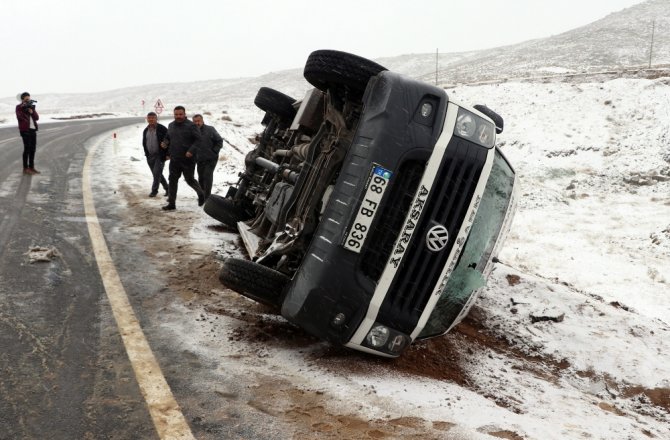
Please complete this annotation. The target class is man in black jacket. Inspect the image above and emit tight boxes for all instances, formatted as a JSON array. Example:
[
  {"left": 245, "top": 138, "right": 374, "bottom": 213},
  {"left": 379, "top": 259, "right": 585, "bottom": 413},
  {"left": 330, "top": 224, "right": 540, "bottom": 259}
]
[
  {"left": 142, "top": 112, "right": 169, "bottom": 197},
  {"left": 161, "top": 106, "right": 206, "bottom": 211},
  {"left": 193, "top": 114, "right": 223, "bottom": 199}
]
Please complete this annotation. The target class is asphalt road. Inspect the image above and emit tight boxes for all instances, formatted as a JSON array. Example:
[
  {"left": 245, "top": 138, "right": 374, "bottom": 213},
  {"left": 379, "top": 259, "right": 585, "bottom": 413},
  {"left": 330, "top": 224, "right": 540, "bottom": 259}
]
[
  {"left": 0, "top": 119, "right": 160, "bottom": 439},
  {"left": 0, "top": 119, "right": 287, "bottom": 440}
]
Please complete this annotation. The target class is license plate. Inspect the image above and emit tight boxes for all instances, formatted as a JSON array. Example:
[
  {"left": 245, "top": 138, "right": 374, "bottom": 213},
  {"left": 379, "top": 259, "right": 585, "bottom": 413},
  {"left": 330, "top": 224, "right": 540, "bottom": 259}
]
[{"left": 344, "top": 164, "right": 393, "bottom": 253}]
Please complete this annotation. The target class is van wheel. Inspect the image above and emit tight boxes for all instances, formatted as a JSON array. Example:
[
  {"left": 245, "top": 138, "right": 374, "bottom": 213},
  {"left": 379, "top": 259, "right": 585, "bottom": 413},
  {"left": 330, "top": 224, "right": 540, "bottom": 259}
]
[
  {"left": 219, "top": 258, "right": 289, "bottom": 307},
  {"left": 203, "top": 194, "right": 253, "bottom": 229},
  {"left": 303, "top": 49, "right": 387, "bottom": 96},
  {"left": 254, "top": 87, "right": 297, "bottom": 121}
]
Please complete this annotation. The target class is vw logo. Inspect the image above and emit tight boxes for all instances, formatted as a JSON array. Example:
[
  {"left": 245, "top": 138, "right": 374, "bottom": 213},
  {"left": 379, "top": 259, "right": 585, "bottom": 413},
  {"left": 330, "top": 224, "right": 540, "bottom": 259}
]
[{"left": 426, "top": 224, "right": 449, "bottom": 252}]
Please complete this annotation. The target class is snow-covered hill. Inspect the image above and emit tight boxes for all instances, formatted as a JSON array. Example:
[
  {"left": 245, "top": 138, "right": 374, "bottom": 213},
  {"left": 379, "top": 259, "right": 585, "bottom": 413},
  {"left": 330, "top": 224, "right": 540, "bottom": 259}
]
[
  {"left": 419, "top": 0, "right": 670, "bottom": 86},
  {"left": 2, "top": 0, "right": 669, "bottom": 122}
]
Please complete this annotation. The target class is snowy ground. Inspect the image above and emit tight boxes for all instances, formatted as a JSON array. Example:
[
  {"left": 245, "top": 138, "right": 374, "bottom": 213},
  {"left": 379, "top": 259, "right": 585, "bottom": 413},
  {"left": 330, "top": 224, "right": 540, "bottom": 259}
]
[{"left": 94, "top": 75, "right": 670, "bottom": 439}]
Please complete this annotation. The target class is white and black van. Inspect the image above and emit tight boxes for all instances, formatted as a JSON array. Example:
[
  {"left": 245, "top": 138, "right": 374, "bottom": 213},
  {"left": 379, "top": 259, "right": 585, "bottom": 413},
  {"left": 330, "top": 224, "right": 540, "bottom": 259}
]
[{"left": 205, "top": 50, "right": 517, "bottom": 357}]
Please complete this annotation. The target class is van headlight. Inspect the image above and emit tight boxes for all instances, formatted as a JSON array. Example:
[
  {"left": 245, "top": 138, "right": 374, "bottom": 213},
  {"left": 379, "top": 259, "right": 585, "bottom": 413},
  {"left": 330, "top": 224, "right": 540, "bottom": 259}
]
[
  {"left": 454, "top": 108, "right": 495, "bottom": 148},
  {"left": 363, "top": 323, "right": 411, "bottom": 355},
  {"left": 366, "top": 325, "right": 390, "bottom": 348}
]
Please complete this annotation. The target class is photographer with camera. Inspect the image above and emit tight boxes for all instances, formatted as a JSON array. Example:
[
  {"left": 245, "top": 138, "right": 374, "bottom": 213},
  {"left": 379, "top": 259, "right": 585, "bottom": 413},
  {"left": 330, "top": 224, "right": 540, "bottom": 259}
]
[{"left": 16, "top": 92, "right": 40, "bottom": 175}]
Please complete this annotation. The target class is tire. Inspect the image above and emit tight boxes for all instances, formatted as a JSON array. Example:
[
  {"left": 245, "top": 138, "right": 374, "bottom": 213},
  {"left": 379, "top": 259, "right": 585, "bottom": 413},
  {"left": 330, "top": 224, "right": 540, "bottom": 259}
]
[
  {"left": 254, "top": 87, "right": 297, "bottom": 121},
  {"left": 303, "top": 49, "right": 387, "bottom": 96},
  {"left": 203, "top": 194, "right": 252, "bottom": 228},
  {"left": 219, "top": 258, "right": 289, "bottom": 307}
]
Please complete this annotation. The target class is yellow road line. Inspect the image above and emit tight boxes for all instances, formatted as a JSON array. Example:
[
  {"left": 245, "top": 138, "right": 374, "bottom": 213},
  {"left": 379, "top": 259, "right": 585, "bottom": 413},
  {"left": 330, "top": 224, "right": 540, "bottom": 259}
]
[{"left": 83, "top": 134, "right": 195, "bottom": 440}]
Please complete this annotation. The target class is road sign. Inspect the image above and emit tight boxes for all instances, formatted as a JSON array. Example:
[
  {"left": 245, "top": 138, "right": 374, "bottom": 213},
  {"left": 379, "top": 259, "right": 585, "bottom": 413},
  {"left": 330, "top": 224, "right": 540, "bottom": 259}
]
[{"left": 154, "top": 99, "right": 164, "bottom": 114}]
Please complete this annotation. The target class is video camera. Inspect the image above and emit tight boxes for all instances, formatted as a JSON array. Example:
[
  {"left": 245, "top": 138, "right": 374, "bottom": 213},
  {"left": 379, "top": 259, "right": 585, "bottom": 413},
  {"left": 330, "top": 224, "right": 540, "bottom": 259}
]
[{"left": 22, "top": 99, "right": 37, "bottom": 111}]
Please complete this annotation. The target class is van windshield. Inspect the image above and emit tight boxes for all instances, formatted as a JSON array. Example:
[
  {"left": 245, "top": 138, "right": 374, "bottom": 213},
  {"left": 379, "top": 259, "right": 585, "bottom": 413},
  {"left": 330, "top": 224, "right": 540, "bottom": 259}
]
[{"left": 419, "top": 149, "right": 515, "bottom": 338}]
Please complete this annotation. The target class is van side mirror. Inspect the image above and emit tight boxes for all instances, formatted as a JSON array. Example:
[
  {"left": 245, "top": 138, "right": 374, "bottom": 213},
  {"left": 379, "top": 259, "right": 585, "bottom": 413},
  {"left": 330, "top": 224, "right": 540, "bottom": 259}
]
[{"left": 474, "top": 104, "right": 504, "bottom": 134}]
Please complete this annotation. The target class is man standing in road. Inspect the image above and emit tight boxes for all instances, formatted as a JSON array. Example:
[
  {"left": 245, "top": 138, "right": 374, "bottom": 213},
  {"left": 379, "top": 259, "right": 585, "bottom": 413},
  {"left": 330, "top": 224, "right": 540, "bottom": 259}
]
[
  {"left": 193, "top": 114, "right": 223, "bottom": 199},
  {"left": 161, "top": 106, "right": 206, "bottom": 211},
  {"left": 142, "top": 112, "right": 169, "bottom": 197},
  {"left": 16, "top": 92, "right": 40, "bottom": 175}
]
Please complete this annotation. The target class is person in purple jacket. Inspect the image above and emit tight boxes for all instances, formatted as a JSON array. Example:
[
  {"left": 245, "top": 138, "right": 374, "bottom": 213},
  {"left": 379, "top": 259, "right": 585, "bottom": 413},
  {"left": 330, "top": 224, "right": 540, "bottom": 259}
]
[{"left": 16, "top": 92, "right": 40, "bottom": 174}]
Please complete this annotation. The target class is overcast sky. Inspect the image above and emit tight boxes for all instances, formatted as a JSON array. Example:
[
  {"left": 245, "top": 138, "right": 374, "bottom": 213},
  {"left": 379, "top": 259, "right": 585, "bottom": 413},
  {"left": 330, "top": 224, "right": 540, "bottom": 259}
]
[{"left": 0, "top": 0, "right": 646, "bottom": 99}]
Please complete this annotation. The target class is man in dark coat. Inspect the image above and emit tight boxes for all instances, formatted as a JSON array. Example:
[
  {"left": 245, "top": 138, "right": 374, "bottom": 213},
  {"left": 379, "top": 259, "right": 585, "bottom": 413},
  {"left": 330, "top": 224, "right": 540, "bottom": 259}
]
[
  {"left": 160, "top": 106, "right": 206, "bottom": 211},
  {"left": 193, "top": 114, "right": 223, "bottom": 199},
  {"left": 16, "top": 92, "right": 40, "bottom": 174},
  {"left": 142, "top": 112, "right": 169, "bottom": 197}
]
